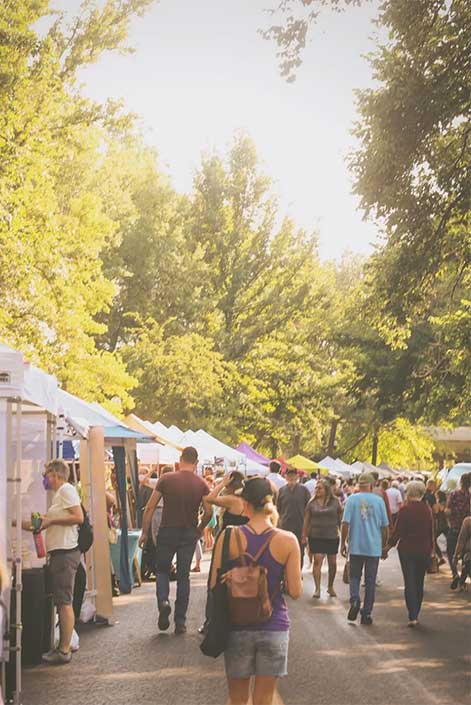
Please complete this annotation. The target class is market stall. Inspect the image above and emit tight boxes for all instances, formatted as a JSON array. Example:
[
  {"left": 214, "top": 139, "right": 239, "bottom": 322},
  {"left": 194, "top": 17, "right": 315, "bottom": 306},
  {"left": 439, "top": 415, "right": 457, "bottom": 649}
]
[{"left": 0, "top": 344, "right": 58, "bottom": 705}]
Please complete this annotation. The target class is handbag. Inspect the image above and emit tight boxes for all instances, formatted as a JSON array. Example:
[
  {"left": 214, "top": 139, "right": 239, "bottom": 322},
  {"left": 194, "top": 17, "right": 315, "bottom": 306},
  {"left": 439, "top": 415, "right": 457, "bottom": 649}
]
[
  {"left": 200, "top": 528, "right": 232, "bottom": 658},
  {"left": 427, "top": 555, "right": 439, "bottom": 574},
  {"left": 342, "top": 558, "right": 350, "bottom": 584}
]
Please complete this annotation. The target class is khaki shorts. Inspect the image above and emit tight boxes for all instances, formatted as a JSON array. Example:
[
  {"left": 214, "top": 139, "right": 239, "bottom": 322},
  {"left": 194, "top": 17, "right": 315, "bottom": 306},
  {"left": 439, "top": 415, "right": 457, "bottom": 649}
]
[{"left": 48, "top": 548, "right": 81, "bottom": 607}]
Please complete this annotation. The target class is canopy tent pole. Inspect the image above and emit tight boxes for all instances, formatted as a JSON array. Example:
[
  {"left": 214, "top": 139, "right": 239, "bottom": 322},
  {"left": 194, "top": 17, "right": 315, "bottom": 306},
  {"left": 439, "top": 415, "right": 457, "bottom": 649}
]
[
  {"left": 112, "top": 446, "right": 131, "bottom": 594},
  {"left": 12, "top": 401, "right": 22, "bottom": 705}
]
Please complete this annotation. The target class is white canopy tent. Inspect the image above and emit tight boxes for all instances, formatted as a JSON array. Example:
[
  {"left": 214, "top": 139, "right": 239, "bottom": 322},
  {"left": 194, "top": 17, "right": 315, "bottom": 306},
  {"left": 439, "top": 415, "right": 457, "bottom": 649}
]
[
  {"left": 194, "top": 429, "right": 246, "bottom": 465},
  {"left": 136, "top": 442, "right": 180, "bottom": 465},
  {"left": 0, "top": 344, "right": 59, "bottom": 704},
  {"left": 318, "top": 456, "right": 339, "bottom": 475}
]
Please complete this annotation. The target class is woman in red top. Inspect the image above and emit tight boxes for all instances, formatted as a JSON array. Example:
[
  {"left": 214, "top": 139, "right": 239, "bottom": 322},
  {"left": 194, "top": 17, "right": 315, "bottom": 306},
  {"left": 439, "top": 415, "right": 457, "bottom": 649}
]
[{"left": 386, "top": 481, "right": 434, "bottom": 627}]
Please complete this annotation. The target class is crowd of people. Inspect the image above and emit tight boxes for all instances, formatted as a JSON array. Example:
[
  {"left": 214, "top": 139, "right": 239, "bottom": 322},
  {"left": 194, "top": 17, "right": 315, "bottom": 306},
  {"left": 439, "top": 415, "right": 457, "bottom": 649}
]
[
  {"left": 135, "top": 452, "right": 470, "bottom": 705},
  {"left": 20, "top": 449, "right": 470, "bottom": 705}
]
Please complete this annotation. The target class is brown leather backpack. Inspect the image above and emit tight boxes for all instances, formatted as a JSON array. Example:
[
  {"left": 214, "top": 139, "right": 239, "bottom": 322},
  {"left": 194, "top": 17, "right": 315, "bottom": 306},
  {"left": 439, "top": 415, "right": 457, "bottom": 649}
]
[{"left": 224, "top": 528, "right": 276, "bottom": 627}]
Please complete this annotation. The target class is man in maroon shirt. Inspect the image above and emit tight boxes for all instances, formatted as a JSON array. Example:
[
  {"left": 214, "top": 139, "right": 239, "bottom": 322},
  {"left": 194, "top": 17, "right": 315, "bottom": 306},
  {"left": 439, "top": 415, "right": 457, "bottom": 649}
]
[
  {"left": 140, "top": 447, "right": 212, "bottom": 634},
  {"left": 446, "top": 472, "right": 471, "bottom": 589}
]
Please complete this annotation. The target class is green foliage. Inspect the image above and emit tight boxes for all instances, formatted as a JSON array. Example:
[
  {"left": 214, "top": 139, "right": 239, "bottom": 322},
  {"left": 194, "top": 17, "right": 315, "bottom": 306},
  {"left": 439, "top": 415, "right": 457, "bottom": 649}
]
[
  {"left": 348, "top": 418, "right": 435, "bottom": 471},
  {"left": 0, "top": 0, "right": 156, "bottom": 407},
  {"left": 265, "top": 0, "right": 471, "bottom": 424}
]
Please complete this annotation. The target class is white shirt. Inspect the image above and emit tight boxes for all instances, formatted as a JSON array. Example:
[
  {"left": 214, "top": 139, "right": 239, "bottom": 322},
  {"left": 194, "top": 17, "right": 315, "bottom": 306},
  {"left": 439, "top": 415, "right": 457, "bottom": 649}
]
[
  {"left": 386, "top": 487, "right": 403, "bottom": 514},
  {"left": 45, "top": 483, "right": 81, "bottom": 552},
  {"left": 304, "top": 479, "right": 317, "bottom": 495},
  {"left": 267, "top": 473, "right": 287, "bottom": 489}
]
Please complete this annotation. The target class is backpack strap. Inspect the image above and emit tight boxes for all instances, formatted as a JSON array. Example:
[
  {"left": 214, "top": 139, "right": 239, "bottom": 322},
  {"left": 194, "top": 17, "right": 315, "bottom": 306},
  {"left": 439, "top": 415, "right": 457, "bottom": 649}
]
[
  {"left": 234, "top": 527, "right": 248, "bottom": 566},
  {"left": 251, "top": 529, "right": 276, "bottom": 563}
]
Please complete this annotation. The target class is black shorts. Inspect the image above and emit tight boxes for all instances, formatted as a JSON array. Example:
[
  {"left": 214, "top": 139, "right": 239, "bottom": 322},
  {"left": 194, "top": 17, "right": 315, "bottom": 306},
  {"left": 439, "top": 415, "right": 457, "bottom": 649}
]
[{"left": 308, "top": 537, "right": 339, "bottom": 555}]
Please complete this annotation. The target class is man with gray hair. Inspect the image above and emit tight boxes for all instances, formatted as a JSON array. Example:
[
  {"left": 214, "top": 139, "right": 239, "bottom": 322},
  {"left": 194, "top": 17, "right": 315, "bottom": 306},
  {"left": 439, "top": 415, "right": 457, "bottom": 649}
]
[
  {"left": 22, "top": 459, "right": 84, "bottom": 665},
  {"left": 341, "top": 473, "right": 389, "bottom": 625}
]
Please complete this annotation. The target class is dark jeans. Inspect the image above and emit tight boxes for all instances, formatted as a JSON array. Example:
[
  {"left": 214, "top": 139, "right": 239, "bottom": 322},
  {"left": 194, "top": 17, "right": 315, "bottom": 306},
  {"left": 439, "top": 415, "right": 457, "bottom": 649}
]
[
  {"left": 447, "top": 529, "right": 460, "bottom": 578},
  {"left": 349, "top": 555, "right": 380, "bottom": 617},
  {"left": 398, "top": 552, "right": 429, "bottom": 621},
  {"left": 155, "top": 527, "right": 199, "bottom": 625}
]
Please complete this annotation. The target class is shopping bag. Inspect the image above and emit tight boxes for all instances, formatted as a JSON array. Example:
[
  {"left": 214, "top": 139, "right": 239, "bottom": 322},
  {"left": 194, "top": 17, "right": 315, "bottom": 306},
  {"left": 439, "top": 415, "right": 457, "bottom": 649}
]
[{"left": 200, "top": 528, "right": 232, "bottom": 658}]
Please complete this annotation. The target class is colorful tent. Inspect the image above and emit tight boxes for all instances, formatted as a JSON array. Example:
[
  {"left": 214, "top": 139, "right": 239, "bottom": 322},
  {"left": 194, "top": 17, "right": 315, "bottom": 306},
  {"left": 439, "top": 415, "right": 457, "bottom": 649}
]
[
  {"left": 286, "top": 455, "right": 320, "bottom": 472},
  {"left": 236, "top": 442, "right": 271, "bottom": 466}
]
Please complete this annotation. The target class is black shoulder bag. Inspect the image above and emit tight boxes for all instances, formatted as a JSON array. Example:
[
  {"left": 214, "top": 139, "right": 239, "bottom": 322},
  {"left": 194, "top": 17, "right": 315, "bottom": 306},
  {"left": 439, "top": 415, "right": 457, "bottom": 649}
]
[
  {"left": 200, "top": 527, "right": 232, "bottom": 658},
  {"left": 78, "top": 505, "right": 94, "bottom": 554}
]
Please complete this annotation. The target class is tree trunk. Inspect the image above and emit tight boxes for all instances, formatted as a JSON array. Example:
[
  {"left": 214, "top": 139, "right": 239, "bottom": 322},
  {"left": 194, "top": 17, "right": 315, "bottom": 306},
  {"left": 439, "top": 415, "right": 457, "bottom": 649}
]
[
  {"left": 327, "top": 419, "right": 338, "bottom": 456},
  {"left": 371, "top": 430, "right": 379, "bottom": 466}
]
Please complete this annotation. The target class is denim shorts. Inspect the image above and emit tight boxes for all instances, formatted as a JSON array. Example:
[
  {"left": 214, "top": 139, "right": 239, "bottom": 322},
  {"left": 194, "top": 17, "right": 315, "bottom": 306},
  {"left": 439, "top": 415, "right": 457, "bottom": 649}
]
[{"left": 224, "top": 630, "right": 289, "bottom": 679}]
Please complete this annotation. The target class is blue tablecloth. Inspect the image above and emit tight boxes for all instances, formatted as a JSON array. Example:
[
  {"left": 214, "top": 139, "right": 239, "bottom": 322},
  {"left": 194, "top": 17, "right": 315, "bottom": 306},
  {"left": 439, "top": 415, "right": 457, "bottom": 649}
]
[{"left": 109, "top": 529, "right": 142, "bottom": 588}]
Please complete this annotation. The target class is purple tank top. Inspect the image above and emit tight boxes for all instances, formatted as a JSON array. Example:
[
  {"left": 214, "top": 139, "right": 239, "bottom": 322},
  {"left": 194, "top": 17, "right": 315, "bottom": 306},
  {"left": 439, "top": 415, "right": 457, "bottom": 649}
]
[{"left": 228, "top": 525, "right": 290, "bottom": 632}]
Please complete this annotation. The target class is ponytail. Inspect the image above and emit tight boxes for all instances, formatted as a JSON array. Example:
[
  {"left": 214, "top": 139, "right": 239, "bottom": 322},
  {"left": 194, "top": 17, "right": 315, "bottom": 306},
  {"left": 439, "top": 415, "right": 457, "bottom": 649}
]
[{"left": 260, "top": 495, "right": 279, "bottom": 527}]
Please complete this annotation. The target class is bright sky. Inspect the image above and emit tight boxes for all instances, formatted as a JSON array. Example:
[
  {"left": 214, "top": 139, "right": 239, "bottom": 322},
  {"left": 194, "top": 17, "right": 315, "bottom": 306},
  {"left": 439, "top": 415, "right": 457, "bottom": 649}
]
[{"left": 55, "top": 0, "right": 381, "bottom": 260}]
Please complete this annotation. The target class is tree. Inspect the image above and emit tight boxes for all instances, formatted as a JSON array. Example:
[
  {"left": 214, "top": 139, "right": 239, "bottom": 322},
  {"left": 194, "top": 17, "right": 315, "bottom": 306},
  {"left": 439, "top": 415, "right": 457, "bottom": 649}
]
[
  {"left": 265, "top": 0, "right": 471, "bottom": 422},
  {"left": 0, "top": 1, "right": 156, "bottom": 410},
  {"left": 123, "top": 321, "right": 237, "bottom": 431}
]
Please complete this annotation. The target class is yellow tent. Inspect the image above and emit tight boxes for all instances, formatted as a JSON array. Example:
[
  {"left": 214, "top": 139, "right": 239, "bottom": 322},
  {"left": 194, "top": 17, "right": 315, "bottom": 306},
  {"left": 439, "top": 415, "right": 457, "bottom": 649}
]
[
  {"left": 287, "top": 455, "right": 320, "bottom": 472},
  {"left": 318, "top": 466, "right": 329, "bottom": 476}
]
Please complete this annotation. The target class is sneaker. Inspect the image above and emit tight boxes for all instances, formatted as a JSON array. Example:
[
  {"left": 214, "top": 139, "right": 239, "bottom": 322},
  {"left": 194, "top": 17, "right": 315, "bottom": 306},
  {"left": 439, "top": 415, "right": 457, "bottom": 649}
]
[
  {"left": 360, "top": 614, "right": 373, "bottom": 626},
  {"left": 158, "top": 601, "right": 172, "bottom": 631},
  {"left": 42, "top": 649, "right": 72, "bottom": 665},
  {"left": 174, "top": 623, "right": 187, "bottom": 635},
  {"left": 450, "top": 576, "right": 460, "bottom": 590},
  {"left": 347, "top": 601, "right": 360, "bottom": 622}
]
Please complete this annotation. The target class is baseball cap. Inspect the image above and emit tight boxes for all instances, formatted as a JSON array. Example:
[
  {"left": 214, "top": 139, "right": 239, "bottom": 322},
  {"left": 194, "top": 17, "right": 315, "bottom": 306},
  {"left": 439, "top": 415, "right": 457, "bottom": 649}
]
[
  {"left": 358, "top": 472, "right": 374, "bottom": 485},
  {"left": 235, "top": 476, "right": 274, "bottom": 506}
]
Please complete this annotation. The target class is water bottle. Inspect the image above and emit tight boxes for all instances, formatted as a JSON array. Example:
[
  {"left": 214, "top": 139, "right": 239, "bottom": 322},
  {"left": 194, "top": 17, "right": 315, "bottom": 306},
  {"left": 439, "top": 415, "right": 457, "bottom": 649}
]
[{"left": 31, "top": 512, "right": 46, "bottom": 558}]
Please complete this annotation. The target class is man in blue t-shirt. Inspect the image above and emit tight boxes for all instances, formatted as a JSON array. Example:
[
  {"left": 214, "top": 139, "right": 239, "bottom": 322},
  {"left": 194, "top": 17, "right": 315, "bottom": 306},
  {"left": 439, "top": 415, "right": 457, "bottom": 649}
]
[{"left": 341, "top": 473, "right": 389, "bottom": 625}]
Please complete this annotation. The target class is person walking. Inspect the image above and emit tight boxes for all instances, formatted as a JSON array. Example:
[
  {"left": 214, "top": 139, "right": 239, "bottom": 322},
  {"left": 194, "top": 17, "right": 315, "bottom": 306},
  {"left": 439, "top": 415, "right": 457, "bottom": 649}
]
[
  {"left": 386, "top": 481, "right": 434, "bottom": 627},
  {"left": 434, "top": 490, "right": 448, "bottom": 566},
  {"left": 206, "top": 471, "right": 248, "bottom": 530},
  {"left": 139, "top": 447, "right": 212, "bottom": 634},
  {"left": 198, "top": 471, "right": 248, "bottom": 635},
  {"left": 210, "top": 477, "right": 302, "bottom": 705},
  {"left": 445, "top": 472, "right": 471, "bottom": 590},
  {"left": 341, "top": 473, "right": 389, "bottom": 626},
  {"left": 31, "top": 460, "right": 83, "bottom": 665},
  {"left": 267, "top": 460, "right": 287, "bottom": 490},
  {"left": 386, "top": 480, "right": 403, "bottom": 525},
  {"left": 304, "top": 471, "right": 318, "bottom": 496},
  {"left": 454, "top": 515, "right": 471, "bottom": 590},
  {"left": 276, "top": 468, "right": 311, "bottom": 568},
  {"left": 302, "top": 479, "right": 342, "bottom": 598}
]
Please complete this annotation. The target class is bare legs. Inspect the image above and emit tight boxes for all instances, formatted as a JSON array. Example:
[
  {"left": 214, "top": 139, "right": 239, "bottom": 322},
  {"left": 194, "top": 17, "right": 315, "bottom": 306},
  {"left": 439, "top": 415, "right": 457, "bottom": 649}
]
[
  {"left": 228, "top": 677, "right": 278, "bottom": 705},
  {"left": 327, "top": 554, "right": 337, "bottom": 596},
  {"left": 312, "top": 553, "right": 324, "bottom": 597},
  {"left": 58, "top": 604, "right": 75, "bottom": 653},
  {"left": 312, "top": 553, "right": 337, "bottom": 597}
]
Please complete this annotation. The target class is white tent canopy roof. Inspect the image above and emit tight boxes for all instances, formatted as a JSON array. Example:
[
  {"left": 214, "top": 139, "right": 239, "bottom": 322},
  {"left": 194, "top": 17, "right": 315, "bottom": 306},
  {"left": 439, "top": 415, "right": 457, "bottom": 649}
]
[
  {"left": 194, "top": 429, "right": 245, "bottom": 464},
  {"left": 0, "top": 344, "right": 58, "bottom": 413},
  {"left": 136, "top": 443, "right": 180, "bottom": 465}
]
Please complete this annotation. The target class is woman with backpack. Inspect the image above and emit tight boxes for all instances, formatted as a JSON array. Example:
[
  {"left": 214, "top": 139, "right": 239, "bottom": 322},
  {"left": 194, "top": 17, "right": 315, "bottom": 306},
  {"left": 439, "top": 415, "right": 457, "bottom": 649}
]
[{"left": 210, "top": 476, "right": 302, "bottom": 705}]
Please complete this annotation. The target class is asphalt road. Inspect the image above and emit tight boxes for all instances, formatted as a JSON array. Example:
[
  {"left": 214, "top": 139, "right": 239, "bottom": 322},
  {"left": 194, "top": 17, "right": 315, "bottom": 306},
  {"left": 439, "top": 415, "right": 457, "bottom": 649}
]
[{"left": 22, "top": 551, "right": 469, "bottom": 705}]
